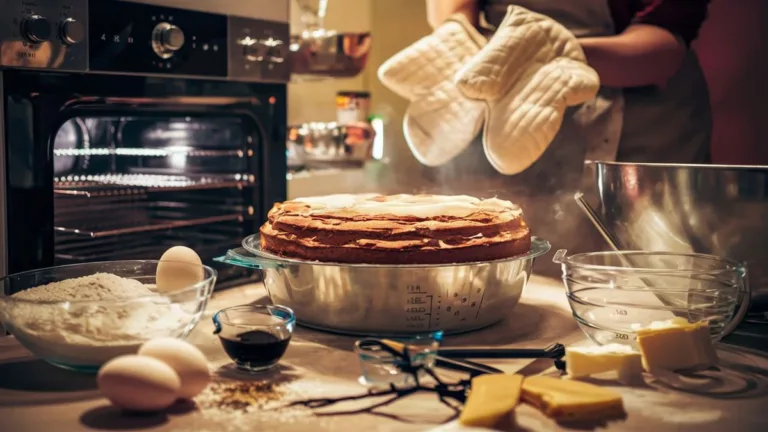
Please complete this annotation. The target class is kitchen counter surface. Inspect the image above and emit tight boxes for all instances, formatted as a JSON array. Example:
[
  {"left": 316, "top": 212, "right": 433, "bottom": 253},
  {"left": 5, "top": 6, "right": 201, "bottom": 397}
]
[{"left": 1, "top": 276, "right": 767, "bottom": 432}]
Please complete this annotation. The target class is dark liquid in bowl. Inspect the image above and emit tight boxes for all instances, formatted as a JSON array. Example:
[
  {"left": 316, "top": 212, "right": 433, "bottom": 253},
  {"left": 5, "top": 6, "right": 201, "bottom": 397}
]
[{"left": 219, "top": 330, "right": 291, "bottom": 369}]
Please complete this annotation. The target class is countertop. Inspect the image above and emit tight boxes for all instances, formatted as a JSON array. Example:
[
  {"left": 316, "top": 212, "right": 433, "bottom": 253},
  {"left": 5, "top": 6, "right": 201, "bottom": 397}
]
[{"left": 1, "top": 276, "right": 767, "bottom": 432}]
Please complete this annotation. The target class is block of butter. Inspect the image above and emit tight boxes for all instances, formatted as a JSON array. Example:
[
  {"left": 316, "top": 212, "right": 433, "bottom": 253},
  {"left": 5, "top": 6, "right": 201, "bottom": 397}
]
[
  {"left": 522, "top": 376, "right": 626, "bottom": 422},
  {"left": 459, "top": 374, "right": 523, "bottom": 430},
  {"left": 565, "top": 344, "right": 643, "bottom": 384},
  {"left": 635, "top": 317, "right": 718, "bottom": 372}
]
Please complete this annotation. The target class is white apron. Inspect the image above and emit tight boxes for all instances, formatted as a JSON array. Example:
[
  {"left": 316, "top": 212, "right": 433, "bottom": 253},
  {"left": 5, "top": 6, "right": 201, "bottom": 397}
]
[{"left": 419, "top": 0, "right": 712, "bottom": 275}]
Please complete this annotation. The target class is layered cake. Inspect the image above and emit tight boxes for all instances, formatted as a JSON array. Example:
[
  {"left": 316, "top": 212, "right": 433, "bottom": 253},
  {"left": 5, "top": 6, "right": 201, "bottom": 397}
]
[{"left": 259, "top": 194, "right": 531, "bottom": 264}]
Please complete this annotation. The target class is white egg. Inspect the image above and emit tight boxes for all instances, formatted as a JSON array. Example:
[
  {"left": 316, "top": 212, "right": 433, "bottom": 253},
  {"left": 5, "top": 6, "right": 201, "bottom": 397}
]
[
  {"left": 97, "top": 355, "right": 181, "bottom": 412},
  {"left": 138, "top": 338, "right": 211, "bottom": 399},
  {"left": 156, "top": 246, "right": 204, "bottom": 293}
]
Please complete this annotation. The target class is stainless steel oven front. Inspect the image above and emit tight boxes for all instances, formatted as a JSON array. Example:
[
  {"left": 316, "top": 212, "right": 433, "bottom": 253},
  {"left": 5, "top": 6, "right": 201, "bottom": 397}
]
[{"left": 0, "top": 0, "right": 290, "bottom": 287}]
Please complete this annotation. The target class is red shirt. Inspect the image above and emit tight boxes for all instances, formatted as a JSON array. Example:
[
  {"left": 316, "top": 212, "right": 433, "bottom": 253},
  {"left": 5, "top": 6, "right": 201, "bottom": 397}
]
[{"left": 481, "top": 1, "right": 710, "bottom": 47}]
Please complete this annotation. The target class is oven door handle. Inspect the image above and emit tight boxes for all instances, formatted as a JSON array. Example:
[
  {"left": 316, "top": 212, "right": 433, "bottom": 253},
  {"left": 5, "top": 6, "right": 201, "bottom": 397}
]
[
  {"left": 62, "top": 96, "right": 263, "bottom": 110},
  {"left": 215, "top": 248, "right": 283, "bottom": 270}
]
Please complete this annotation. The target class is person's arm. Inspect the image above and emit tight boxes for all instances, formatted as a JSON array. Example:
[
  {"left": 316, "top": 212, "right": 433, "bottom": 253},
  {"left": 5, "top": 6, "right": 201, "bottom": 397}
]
[
  {"left": 425, "top": 0, "right": 479, "bottom": 29},
  {"left": 579, "top": 24, "right": 686, "bottom": 88},
  {"left": 579, "top": 0, "right": 710, "bottom": 88}
]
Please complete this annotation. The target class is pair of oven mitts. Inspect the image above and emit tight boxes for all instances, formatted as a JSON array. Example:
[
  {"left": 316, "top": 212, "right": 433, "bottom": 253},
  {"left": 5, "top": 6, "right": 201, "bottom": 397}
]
[{"left": 378, "top": 5, "right": 600, "bottom": 175}]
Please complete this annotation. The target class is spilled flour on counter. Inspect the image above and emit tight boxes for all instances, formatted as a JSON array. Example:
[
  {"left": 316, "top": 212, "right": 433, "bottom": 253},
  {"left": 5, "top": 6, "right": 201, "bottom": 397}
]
[{"left": 6, "top": 273, "right": 194, "bottom": 365}]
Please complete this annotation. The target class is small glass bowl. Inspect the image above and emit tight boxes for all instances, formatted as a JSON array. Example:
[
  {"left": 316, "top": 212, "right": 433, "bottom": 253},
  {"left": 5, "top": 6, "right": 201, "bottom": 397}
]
[
  {"left": 553, "top": 249, "right": 750, "bottom": 346},
  {"left": 0, "top": 260, "right": 216, "bottom": 373},
  {"left": 354, "top": 330, "right": 443, "bottom": 387},
  {"left": 212, "top": 304, "right": 295, "bottom": 373}
]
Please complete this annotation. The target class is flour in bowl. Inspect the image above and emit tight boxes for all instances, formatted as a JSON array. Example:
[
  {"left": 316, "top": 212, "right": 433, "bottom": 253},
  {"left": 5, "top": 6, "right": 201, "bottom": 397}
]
[{"left": 5, "top": 273, "right": 197, "bottom": 366}]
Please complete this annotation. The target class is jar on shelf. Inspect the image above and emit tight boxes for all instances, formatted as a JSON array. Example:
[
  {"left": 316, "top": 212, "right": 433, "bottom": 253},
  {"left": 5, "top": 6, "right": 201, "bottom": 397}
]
[{"left": 336, "top": 91, "right": 371, "bottom": 125}]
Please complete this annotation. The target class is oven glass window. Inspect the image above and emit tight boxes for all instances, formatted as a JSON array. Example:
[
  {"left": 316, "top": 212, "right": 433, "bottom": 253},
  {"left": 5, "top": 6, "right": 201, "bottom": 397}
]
[{"left": 52, "top": 116, "right": 256, "bottom": 283}]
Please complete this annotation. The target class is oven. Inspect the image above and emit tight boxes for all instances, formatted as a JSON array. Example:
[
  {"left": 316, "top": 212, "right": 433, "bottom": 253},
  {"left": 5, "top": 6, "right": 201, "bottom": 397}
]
[{"left": 0, "top": 0, "right": 290, "bottom": 287}]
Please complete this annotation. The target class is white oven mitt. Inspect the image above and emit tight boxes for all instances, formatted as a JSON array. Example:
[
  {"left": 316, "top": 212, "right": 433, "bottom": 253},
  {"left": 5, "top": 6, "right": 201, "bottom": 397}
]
[
  {"left": 378, "top": 15, "right": 487, "bottom": 166},
  {"left": 455, "top": 5, "right": 601, "bottom": 175}
]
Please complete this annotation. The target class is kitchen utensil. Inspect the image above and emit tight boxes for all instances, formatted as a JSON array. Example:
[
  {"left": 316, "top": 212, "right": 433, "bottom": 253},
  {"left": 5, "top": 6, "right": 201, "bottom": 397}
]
[
  {"left": 355, "top": 331, "right": 443, "bottom": 386},
  {"left": 585, "top": 161, "right": 768, "bottom": 317},
  {"left": 553, "top": 249, "right": 750, "bottom": 346},
  {"left": 0, "top": 260, "right": 216, "bottom": 372},
  {"left": 574, "top": 192, "right": 621, "bottom": 251},
  {"left": 215, "top": 235, "right": 550, "bottom": 335},
  {"left": 437, "top": 343, "right": 565, "bottom": 360},
  {"left": 212, "top": 304, "right": 296, "bottom": 373}
]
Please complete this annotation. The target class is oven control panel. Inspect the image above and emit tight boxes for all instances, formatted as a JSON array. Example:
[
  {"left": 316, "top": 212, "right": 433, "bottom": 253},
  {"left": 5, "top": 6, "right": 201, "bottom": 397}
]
[
  {"left": 0, "top": 0, "right": 89, "bottom": 70},
  {"left": 88, "top": 0, "right": 228, "bottom": 77},
  {"left": 0, "top": 0, "right": 291, "bottom": 82}
]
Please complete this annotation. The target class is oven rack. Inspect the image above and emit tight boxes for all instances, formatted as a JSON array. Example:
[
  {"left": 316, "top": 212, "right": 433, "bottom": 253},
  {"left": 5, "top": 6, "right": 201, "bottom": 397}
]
[
  {"left": 54, "top": 224, "right": 242, "bottom": 262},
  {"left": 54, "top": 173, "right": 255, "bottom": 197},
  {"left": 54, "top": 201, "right": 245, "bottom": 238},
  {"left": 53, "top": 148, "right": 244, "bottom": 158},
  {"left": 53, "top": 220, "right": 255, "bottom": 288}
]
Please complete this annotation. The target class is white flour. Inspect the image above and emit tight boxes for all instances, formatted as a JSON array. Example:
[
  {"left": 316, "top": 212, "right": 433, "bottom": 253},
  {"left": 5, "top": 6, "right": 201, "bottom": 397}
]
[{"left": 6, "top": 273, "right": 194, "bottom": 366}]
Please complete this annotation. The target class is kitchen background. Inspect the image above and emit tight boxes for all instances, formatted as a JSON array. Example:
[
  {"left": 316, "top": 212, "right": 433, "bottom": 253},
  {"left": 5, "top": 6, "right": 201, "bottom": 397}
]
[{"left": 287, "top": 0, "right": 768, "bottom": 199}]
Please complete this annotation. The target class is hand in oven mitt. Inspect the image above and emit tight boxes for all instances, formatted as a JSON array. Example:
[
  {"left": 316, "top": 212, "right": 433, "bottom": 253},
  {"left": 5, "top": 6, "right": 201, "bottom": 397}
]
[
  {"left": 378, "top": 14, "right": 487, "bottom": 166},
  {"left": 455, "top": 5, "right": 601, "bottom": 175}
]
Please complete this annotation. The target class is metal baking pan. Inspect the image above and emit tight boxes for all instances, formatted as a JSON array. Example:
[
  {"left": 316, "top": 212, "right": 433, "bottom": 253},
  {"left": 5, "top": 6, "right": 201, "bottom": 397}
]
[{"left": 215, "top": 234, "right": 550, "bottom": 336}]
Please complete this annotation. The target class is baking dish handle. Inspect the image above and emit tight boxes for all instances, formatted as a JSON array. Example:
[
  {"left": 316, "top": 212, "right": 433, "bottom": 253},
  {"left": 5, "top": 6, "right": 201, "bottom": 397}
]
[
  {"left": 552, "top": 249, "right": 568, "bottom": 264},
  {"left": 214, "top": 248, "right": 283, "bottom": 269}
]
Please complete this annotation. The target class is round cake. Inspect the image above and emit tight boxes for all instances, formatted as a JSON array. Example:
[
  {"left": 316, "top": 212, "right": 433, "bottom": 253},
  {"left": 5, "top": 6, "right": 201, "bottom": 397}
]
[{"left": 259, "top": 194, "right": 532, "bottom": 265}]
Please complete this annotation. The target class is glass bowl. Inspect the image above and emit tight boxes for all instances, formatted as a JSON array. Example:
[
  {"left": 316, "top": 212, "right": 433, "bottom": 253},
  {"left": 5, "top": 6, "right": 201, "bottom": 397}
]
[
  {"left": 354, "top": 330, "right": 443, "bottom": 387},
  {"left": 553, "top": 249, "right": 750, "bottom": 346},
  {"left": 212, "top": 304, "right": 296, "bottom": 373},
  {"left": 0, "top": 260, "right": 216, "bottom": 373}
]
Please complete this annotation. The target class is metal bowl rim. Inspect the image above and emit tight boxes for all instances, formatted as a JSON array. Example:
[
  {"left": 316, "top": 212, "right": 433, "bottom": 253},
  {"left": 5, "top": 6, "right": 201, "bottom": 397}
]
[
  {"left": 242, "top": 234, "right": 550, "bottom": 269},
  {"left": 586, "top": 160, "right": 768, "bottom": 171}
]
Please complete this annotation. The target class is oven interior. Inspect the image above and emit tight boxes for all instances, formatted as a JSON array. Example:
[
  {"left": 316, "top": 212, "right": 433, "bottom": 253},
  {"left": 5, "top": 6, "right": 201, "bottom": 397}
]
[{"left": 51, "top": 115, "right": 258, "bottom": 286}]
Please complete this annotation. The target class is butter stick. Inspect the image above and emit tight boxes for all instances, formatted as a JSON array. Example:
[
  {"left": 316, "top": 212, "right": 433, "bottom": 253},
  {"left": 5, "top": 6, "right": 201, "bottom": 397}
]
[
  {"left": 635, "top": 318, "right": 718, "bottom": 372},
  {"left": 459, "top": 374, "right": 523, "bottom": 430},
  {"left": 522, "top": 376, "right": 626, "bottom": 422}
]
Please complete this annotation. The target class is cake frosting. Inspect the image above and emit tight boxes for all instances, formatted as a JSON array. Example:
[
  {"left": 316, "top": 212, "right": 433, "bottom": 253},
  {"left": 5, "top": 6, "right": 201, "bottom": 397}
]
[
  {"left": 260, "top": 193, "right": 531, "bottom": 265},
  {"left": 293, "top": 194, "right": 522, "bottom": 219}
]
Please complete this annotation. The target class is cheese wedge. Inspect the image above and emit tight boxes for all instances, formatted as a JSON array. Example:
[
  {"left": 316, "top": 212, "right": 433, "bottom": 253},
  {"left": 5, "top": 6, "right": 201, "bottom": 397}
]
[
  {"left": 459, "top": 374, "right": 523, "bottom": 430},
  {"left": 522, "top": 376, "right": 625, "bottom": 422},
  {"left": 566, "top": 344, "right": 643, "bottom": 384},
  {"left": 635, "top": 318, "right": 718, "bottom": 372}
]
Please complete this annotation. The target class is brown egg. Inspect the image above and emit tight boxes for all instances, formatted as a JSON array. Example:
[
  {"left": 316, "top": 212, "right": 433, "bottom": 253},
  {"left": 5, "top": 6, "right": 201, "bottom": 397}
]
[
  {"left": 97, "top": 355, "right": 181, "bottom": 412},
  {"left": 156, "top": 246, "right": 204, "bottom": 293},
  {"left": 138, "top": 338, "right": 210, "bottom": 399}
]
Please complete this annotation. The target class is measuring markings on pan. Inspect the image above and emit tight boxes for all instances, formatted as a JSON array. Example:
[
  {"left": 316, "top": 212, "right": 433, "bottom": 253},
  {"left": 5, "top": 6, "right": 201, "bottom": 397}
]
[
  {"left": 404, "top": 284, "right": 435, "bottom": 330},
  {"left": 403, "top": 284, "right": 486, "bottom": 330}
]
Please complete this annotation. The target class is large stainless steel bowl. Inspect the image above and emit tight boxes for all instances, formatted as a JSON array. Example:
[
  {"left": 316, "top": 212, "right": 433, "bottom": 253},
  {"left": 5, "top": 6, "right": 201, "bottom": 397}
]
[
  {"left": 587, "top": 161, "right": 768, "bottom": 315},
  {"left": 216, "top": 236, "right": 550, "bottom": 336}
]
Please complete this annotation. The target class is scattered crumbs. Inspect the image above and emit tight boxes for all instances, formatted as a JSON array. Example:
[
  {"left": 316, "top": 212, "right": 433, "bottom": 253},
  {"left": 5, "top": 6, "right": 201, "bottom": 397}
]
[
  {"left": 196, "top": 381, "right": 284, "bottom": 411},
  {"left": 192, "top": 381, "right": 315, "bottom": 431}
]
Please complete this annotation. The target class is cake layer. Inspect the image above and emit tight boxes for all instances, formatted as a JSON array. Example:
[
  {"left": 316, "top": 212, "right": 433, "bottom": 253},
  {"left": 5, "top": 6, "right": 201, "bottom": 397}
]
[{"left": 259, "top": 194, "right": 532, "bottom": 265}]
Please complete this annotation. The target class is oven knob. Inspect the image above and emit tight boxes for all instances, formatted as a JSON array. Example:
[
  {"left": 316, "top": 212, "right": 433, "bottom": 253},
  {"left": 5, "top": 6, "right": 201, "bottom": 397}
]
[
  {"left": 21, "top": 15, "right": 52, "bottom": 44},
  {"left": 60, "top": 18, "right": 84, "bottom": 45},
  {"left": 239, "top": 38, "right": 264, "bottom": 62},
  {"left": 151, "top": 22, "right": 185, "bottom": 58},
  {"left": 264, "top": 39, "right": 285, "bottom": 63}
]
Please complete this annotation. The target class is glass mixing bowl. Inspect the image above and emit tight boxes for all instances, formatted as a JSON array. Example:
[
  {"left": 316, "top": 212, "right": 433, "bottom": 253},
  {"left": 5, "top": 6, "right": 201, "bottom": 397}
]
[
  {"left": 0, "top": 260, "right": 216, "bottom": 373},
  {"left": 553, "top": 250, "right": 750, "bottom": 346}
]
